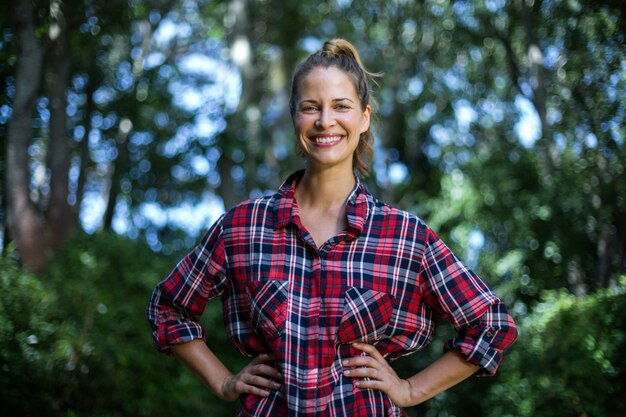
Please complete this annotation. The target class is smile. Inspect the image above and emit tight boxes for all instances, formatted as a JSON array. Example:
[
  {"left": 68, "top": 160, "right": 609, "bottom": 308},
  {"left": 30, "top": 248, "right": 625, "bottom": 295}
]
[{"left": 313, "top": 135, "right": 342, "bottom": 144}]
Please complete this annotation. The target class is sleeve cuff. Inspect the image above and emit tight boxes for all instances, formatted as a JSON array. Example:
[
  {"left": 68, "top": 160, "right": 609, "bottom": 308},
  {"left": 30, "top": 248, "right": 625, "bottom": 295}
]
[
  {"left": 444, "top": 325, "right": 503, "bottom": 376},
  {"left": 152, "top": 320, "right": 207, "bottom": 355}
]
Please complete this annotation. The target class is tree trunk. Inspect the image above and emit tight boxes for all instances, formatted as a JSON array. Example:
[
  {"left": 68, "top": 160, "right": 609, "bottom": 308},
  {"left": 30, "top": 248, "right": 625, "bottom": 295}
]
[
  {"left": 596, "top": 225, "right": 616, "bottom": 289},
  {"left": 46, "top": 0, "right": 76, "bottom": 251},
  {"left": 520, "top": 0, "right": 554, "bottom": 183},
  {"left": 102, "top": 19, "right": 151, "bottom": 229},
  {"left": 218, "top": 0, "right": 255, "bottom": 209},
  {"left": 103, "top": 120, "right": 131, "bottom": 230},
  {"left": 6, "top": 0, "right": 47, "bottom": 273},
  {"left": 76, "top": 72, "right": 96, "bottom": 213}
]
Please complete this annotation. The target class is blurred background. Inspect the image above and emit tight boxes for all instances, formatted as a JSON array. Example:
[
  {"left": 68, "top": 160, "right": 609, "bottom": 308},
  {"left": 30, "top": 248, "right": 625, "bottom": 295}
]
[{"left": 1, "top": 0, "right": 625, "bottom": 416}]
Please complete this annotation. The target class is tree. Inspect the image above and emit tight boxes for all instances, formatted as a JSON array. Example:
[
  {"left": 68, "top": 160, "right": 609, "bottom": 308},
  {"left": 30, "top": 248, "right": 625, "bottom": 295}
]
[
  {"left": 1, "top": 1, "right": 625, "bottom": 416},
  {"left": 5, "top": 0, "right": 51, "bottom": 273},
  {"left": 3, "top": 0, "right": 624, "bottom": 293},
  {"left": 3, "top": 0, "right": 242, "bottom": 269}
]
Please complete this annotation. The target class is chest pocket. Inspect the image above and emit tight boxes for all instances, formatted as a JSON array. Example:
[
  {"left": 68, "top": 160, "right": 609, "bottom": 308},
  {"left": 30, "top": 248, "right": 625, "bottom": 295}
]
[
  {"left": 246, "top": 280, "right": 289, "bottom": 339},
  {"left": 337, "top": 287, "right": 393, "bottom": 344}
]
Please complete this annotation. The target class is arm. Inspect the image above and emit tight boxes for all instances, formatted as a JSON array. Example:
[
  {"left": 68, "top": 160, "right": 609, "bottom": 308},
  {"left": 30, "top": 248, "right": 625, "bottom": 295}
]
[
  {"left": 172, "top": 339, "right": 282, "bottom": 401},
  {"left": 341, "top": 227, "right": 517, "bottom": 407},
  {"left": 146, "top": 218, "right": 228, "bottom": 354},
  {"left": 343, "top": 343, "right": 478, "bottom": 407},
  {"left": 147, "top": 217, "right": 282, "bottom": 400},
  {"left": 405, "top": 349, "right": 479, "bottom": 404}
]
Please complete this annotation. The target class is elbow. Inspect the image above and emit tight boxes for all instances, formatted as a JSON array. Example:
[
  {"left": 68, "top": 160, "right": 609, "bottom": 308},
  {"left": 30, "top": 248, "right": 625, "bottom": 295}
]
[{"left": 499, "top": 312, "right": 518, "bottom": 350}]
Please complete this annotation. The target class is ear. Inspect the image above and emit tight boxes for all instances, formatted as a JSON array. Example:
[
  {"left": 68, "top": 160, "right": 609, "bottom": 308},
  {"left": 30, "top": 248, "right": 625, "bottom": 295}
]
[{"left": 360, "top": 104, "right": 371, "bottom": 134}]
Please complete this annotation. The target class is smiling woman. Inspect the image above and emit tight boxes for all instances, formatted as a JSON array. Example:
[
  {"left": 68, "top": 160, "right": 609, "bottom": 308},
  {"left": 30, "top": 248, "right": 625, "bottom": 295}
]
[
  {"left": 147, "top": 38, "right": 517, "bottom": 417},
  {"left": 293, "top": 66, "right": 370, "bottom": 178},
  {"left": 289, "top": 39, "right": 377, "bottom": 178}
]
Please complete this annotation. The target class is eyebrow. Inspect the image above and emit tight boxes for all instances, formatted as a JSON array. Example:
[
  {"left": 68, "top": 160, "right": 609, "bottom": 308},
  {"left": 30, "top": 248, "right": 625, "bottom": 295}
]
[{"left": 299, "top": 98, "right": 355, "bottom": 105}]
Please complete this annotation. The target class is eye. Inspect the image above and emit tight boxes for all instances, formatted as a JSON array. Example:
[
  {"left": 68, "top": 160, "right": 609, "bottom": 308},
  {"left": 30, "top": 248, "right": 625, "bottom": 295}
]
[
  {"left": 300, "top": 106, "right": 319, "bottom": 112},
  {"left": 336, "top": 104, "right": 351, "bottom": 110}
]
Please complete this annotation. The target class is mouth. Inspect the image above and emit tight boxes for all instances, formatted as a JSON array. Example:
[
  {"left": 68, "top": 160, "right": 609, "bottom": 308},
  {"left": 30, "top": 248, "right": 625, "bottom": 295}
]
[{"left": 312, "top": 135, "right": 343, "bottom": 144}]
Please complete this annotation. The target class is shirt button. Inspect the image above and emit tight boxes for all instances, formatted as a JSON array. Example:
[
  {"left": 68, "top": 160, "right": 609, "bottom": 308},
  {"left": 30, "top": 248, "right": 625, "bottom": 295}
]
[{"left": 486, "top": 331, "right": 494, "bottom": 338}]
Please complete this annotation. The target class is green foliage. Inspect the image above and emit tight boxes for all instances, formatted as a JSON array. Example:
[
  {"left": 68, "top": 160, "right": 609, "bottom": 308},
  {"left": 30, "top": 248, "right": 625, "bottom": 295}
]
[
  {"left": 3, "top": 0, "right": 624, "bottom": 285},
  {"left": 2, "top": 234, "right": 626, "bottom": 417},
  {"left": 2, "top": 0, "right": 626, "bottom": 415},
  {"left": 0, "top": 233, "right": 243, "bottom": 417},
  {"left": 0, "top": 254, "right": 59, "bottom": 416},
  {"left": 486, "top": 281, "right": 626, "bottom": 417},
  {"left": 393, "top": 280, "right": 626, "bottom": 417}
]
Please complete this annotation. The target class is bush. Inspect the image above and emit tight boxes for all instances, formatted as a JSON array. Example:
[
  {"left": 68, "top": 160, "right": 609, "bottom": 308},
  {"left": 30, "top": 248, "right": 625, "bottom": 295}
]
[
  {"left": 0, "top": 232, "right": 244, "bottom": 417},
  {"left": 3, "top": 232, "right": 625, "bottom": 417},
  {"left": 394, "top": 280, "right": 626, "bottom": 417},
  {"left": 0, "top": 254, "right": 61, "bottom": 416},
  {"left": 486, "top": 281, "right": 626, "bottom": 417}
]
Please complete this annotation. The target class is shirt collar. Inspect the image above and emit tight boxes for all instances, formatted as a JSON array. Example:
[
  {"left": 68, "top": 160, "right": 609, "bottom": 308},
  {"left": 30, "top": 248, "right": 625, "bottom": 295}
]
[{"left": 273, "top": 170, "right": 371, "bottom": 235}]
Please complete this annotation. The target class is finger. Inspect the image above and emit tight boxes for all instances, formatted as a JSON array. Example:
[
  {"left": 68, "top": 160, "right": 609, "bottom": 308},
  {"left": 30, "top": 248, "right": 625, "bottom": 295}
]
[
  {"left": 343, "top": 363, "right": 385, "bottom": 379},
  {"left": 237, "top": 379, "right": 272, "bottom": 397},
  {"left": 252, "top": 353, "right": 277, "bottom": 363},
  {"left": 352, "top": 342, "right": 385, "bottom": 360},
  {"left": 353, "top": 378, "right": 384, "bottom": 390},
  {"left": 242, "top": 373, "right": 282, "bottom": 390},
  {"left": 343, "top": 367, "right": 373, "bottom": 379},
  {"left": 250, "top": 364, "right": 283, "bottom": 379},
  {"left": 343, "top": 350, "right": 385, "bottom": 367}
]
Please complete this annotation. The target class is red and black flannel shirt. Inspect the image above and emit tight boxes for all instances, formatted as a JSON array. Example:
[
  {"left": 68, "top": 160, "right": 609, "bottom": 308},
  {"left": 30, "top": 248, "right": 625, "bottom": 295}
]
[{"left": 147, "top": 170, "right": 518, "bottom": 417}]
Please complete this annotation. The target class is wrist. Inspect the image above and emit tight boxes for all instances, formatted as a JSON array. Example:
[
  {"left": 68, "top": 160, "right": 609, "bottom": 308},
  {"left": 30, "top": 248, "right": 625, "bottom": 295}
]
[
  {"left": 218, "top": 373, "right": 237, "bottom": 402},
  {"left": 404, "top": 377, "right": 430, "bottom": 406}
]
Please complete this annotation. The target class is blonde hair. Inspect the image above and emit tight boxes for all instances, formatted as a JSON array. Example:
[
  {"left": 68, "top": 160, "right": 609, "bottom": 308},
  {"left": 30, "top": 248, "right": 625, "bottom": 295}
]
[{"left": 289, "top": 39, "right": 379, "bottom": 177}]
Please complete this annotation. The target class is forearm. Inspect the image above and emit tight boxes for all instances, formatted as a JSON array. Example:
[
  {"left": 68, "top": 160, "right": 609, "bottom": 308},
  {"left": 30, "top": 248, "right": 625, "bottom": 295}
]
[
  {"left": 171, "top": 339, "right": 232, "bottom": 399},
  {"left": 406, "top": 350, "right": 479, "bottom": 405}
]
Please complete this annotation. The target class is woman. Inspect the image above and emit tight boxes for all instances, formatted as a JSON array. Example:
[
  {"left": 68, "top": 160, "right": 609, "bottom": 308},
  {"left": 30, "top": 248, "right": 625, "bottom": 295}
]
[{"left": 147, "top": 39, "right": 517, "bottom": 417}]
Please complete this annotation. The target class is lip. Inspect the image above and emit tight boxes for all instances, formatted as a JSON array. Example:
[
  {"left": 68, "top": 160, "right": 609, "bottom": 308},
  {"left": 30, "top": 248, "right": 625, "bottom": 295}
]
[{"left": 309, "top": 134, "right": 344, "bottom": 146}]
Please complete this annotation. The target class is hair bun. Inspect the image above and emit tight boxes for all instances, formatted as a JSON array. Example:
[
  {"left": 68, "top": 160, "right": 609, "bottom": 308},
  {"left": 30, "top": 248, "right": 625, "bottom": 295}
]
[
  {"left": 289, "top": 38, "right": 379, "bottom": 177},
  {"left": 321, "top": 39, "right": 380, "bottom": 86},
  {"left": 322, "top": 39, "right": 360, "bottom": 64}
]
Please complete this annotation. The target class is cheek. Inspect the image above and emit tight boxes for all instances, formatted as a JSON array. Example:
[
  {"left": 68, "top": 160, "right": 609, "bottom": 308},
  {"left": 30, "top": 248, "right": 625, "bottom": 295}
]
[
  {"left": 293, "top": 117, "right": 309, "bottom": 135},
  {"left": 293, "top": 120, "right": 310, "bottom": 149},
  {"left": 340, "top": 117, "right": 362, "bottom": 135}
]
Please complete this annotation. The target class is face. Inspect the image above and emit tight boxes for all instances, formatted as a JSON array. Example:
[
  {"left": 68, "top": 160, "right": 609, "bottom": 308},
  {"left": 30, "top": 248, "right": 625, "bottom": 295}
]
[{"left": 293, "top": 66, "right": 371, "bottom": 174}]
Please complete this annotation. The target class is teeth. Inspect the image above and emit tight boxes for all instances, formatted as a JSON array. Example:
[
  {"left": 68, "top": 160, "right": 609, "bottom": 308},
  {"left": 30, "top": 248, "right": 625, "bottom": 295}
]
[{"left": 314, "top": 136, "right": 341, "bottom": 143}]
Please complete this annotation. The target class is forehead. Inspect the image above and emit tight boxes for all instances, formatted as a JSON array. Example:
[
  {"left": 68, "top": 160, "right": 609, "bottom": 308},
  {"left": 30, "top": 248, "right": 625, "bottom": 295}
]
[{"left": 298, "top": 66, "right": 358, "bottom": 99}]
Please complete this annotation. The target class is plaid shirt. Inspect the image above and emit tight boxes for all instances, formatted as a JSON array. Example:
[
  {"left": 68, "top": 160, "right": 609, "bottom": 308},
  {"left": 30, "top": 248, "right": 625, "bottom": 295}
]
[{"left": 147, "top": 170, "right": 517, "bottom": 417}]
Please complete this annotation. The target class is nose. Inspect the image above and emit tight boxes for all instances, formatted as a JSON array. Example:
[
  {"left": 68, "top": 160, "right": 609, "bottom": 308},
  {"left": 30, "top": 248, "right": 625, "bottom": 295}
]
[{"left": 315, "top": 109, "right": 335, "bottom": 129}]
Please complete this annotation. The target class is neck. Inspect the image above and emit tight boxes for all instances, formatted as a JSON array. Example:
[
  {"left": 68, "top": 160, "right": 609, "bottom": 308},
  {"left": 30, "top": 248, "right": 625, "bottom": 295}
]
[{"left": 295, "top": 166, "right": 356, "bottom": 209}]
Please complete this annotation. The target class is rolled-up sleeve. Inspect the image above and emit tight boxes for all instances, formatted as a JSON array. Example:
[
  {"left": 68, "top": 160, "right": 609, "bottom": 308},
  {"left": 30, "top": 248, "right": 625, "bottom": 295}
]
[
  {"left": 146, "top": 215, "right": 228, "bottom": 354},
  {"left": 419, "top": 228, "right": 518, "bottom": 376}
]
